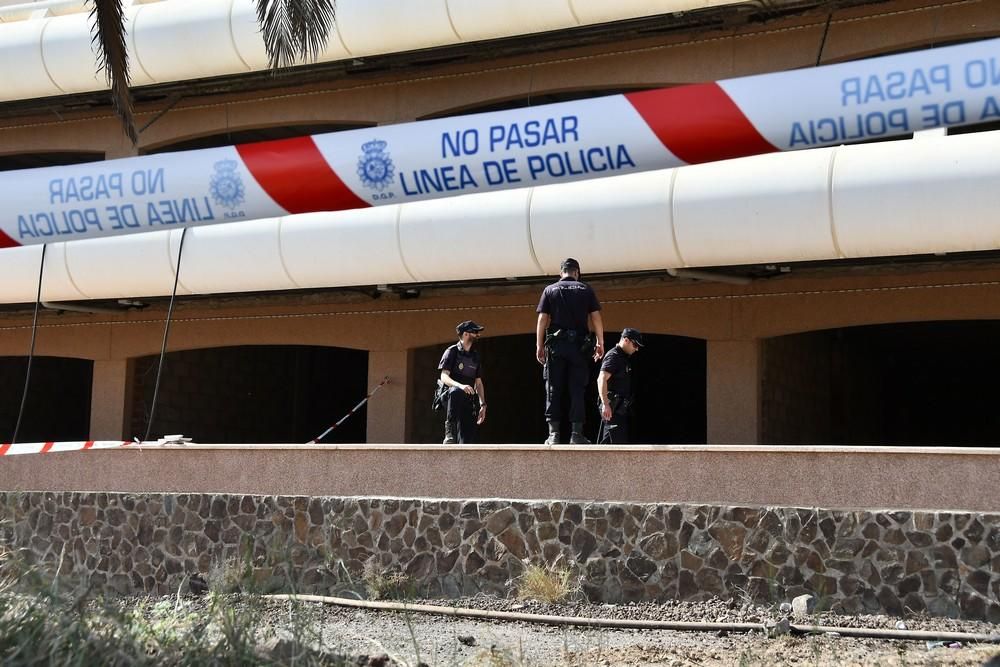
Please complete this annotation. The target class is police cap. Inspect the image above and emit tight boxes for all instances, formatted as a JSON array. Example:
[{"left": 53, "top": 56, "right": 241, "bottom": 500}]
[
  {"left": 456, "top": 320, "right": 485, "bottom": 335},
  {"left": 621, "top": 327, "right": 644, "bottom": 347}
]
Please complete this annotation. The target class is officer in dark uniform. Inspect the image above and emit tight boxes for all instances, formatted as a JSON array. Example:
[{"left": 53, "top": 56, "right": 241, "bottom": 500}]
[
  {"left": 535, "top": 258, "right": 604, "bottom": 444},
  {"left": 597, "top": 327, "right": 643, "bottom": 444},
  {"left": 438, "top": 320, "right": 487, "bottom": 444}
]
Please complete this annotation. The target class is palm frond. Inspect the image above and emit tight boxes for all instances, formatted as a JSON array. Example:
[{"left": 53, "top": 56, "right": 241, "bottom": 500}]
[
  {"left": 257, "top": 0, "right": 336, "bottom": 70},
  {"left": 89, "top": 0, "right": 137, "bottom": 144}
]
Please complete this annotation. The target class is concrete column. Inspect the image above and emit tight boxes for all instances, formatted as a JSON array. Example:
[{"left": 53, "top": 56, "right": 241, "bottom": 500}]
[
  {"left": 89, "top": 359, "right": 130, "bottom": 440},
  {"left": 366, "top": 349, "right": 411, "bottom": 443},
  {"left": 706, "top": 340, "right": 760, "bottom": 444}
]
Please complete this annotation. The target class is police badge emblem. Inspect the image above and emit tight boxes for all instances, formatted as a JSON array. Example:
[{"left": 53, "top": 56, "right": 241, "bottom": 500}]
[
  {"left": 357, "top": 139, "right": 395, "bottom": 191},
  {"left": 209, "top": 160, "right": 246, "bottom": 209}
]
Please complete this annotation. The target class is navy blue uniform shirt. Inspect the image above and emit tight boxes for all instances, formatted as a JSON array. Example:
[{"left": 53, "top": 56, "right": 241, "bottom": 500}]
[
  {"left": 536, "top": 277, "right": 601, "bottom": 332},
  {"left": 600, "top": 345, "right": 632, "bottom": 397},
  {"left": 438, "top": 342, "right": 481, "bottom": 387}
]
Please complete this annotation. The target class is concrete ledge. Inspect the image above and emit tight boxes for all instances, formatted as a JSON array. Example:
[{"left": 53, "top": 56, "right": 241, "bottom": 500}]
[{"left": 2, "top": 444, "right": 999, "bottom": 512}]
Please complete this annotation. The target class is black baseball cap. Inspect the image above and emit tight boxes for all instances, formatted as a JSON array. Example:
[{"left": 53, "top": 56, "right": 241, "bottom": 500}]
[
  {"left": 456, "top": 320, "right": 485, "bottom": 334},
  {"left": 621, "top": 327, "right": 644, "bottom": 347},
  {"left": 560, "top": 257, "right": 581, "bottom": 272}
]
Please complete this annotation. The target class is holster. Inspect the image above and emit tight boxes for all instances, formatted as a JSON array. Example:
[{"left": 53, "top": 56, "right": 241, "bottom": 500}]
[
  {"left": 546, "top": 327, "right": 594, "bottom": 356},
  {"left": 544, "top": 328, "right": 563, "bottom": 351},
  {"left": 606, "top": 391, "right": 631, "bottom": 415}
]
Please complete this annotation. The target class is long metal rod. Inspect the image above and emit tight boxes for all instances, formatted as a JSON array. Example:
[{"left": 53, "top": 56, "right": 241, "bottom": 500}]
[{"left": 143, "top": 227, "right": 188, "bottom": 443}]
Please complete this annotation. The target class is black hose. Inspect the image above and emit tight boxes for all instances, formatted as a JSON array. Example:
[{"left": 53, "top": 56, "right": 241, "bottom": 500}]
[
  {"left": 11, "top": 244, "right": 47, "bottom": 444},
  {"left": 266, "top": 594, "right": 1000, "bottom": 644},
  {"left": 143, "top": 227, "right": 188, "bottom": 442}
]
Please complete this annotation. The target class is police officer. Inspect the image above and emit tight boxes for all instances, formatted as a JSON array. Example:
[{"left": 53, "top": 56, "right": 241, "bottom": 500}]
[
  {"left": 535, "top": 258, "right": 604, "bottom": 445},
  {"left": 438, "top": 320, "right": 487, "bottom": 444},
  {"left": 597, "top": 327, "right": 643, "bottom": 444}
]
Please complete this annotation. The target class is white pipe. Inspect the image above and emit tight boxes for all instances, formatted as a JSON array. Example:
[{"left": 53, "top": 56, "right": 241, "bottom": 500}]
[
  {"left": 0, "top": 129, "right": 997, "bottom": 304},
  {"left": 267, "top": 594, "right": 1000, "bottom": 644},
  {"left": 0, "top": 0, "right": 751, "bottom": 102}
]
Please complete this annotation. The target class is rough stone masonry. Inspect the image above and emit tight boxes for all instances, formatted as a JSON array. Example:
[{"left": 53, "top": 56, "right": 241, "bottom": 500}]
[{"left": 0, "top": 492, "right": 997, "bottom": 621}]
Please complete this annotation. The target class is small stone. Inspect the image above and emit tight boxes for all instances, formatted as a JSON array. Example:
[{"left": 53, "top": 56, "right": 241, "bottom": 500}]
[
  {"left": 779, "top": 602, "right": 792, "bottom": 614},
  {"left": 824, "top": 632, "right": 841, "bottom": 638},
  {"left": 947, "top": 642, "right": 961, "bottom": 649},
  {"left": 895, "top": 621, "right": 907, "bottom": 630},
  {"left": 792, "top": 594, "right": 816, "bottom": 617},
  {"left": 457, "top": 635, "right": 476, "bottom": 647}
]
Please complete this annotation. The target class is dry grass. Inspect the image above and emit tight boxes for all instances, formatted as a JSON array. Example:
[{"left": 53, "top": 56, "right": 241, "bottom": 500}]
[
  {"left": 362, "top": 558, "right": 414, "bottom": 600},
  {"left": 514, "top": 561, "right": 579, "bottom": 604}
]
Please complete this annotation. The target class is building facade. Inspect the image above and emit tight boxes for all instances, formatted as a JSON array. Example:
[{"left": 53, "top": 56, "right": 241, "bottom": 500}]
[{"left": 1, "top": 0, "right": 999, "bottom": 447}]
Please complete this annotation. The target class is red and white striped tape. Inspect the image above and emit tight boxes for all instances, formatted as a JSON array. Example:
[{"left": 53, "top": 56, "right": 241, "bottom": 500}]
[
  {"left": 0, "top": 440, "right": 133, "bottom": 456},
  {"left": 307, "top": 376, "right": 390, "bottom": 444},
  {"left": 2, "top": 37, "right": 998, "bottom": 248}
]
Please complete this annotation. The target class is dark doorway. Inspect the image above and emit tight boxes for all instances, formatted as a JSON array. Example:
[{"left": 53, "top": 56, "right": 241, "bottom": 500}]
[
  {"left": 0, "top": 356, "right": 93, "bottom": 442},
  {"left": 410, "top": 333, "right": 706, "bottom": 444},
  {"left": 629, "top": 334, "right": 707, "bottom": 445},
  {"left": 129, "top": 346, "right": 368, "bottom": 443},
  {"left": 0, "top": 152, "right": 104, "bottom": 172},
  {"left": 761, "top": 321, "right": 1000, "bottom": 445}
]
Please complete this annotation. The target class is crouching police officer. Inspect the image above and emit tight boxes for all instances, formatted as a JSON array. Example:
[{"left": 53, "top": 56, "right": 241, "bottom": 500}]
[
  {"left": 598, "top": 328, "right": 643, "bottom": 444},
  {"left": 438, "top": 320, "right": 487, "bottom": 444},
  {"left": 536, "top": 258, "right": 604, "bottom": 445}
]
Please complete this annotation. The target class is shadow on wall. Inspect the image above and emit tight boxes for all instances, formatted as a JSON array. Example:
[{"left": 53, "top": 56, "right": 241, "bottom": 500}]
[
  {"left": 409, "top": 333, "right": 706, "bottom": 444},
  {"left": 139, "top": 124, "right": 371, "bottom": 155},
  {"left": 0, "top": 356, "right": 93, "bottom": 442},
  {"left": 761, "top": 320, "right": 1000, "bottom": 446},
  {"left": 129, "top": 346, "right": 368, "bottom": 444}
]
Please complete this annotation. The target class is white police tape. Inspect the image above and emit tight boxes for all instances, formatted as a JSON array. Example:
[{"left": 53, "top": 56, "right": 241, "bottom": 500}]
[
  {"left": 0, "top": 38, "right": 997, "bottom": 249},
  {"left": 0, "top": 440, "right": 133, "bottom": 456}
]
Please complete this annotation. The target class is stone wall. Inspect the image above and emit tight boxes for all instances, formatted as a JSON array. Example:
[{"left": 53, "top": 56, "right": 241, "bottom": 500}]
[{"left": 1, "top": 492, "right": 997, "bottom": 621}]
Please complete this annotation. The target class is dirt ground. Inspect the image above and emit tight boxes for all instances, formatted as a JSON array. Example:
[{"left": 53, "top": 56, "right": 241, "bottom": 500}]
[{"left": 243, "top": 596, "right": 1000, "bottom": 667}]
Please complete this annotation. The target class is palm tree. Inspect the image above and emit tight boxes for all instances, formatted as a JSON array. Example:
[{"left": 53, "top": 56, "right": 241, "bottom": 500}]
[{"left": 89, "top": 0, "right": 337, "bottom": 144}]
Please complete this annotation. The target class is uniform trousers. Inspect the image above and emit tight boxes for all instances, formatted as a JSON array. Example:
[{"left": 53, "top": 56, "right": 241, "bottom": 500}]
[
  {"left": 544, "top": 339, "right": 589, "bottom": 425},
  {"left": 598, "top": 410, "right": 630, "bottom": 444},
  {"left": 445, "top": 387, "right": 478, "bottom": 444}
]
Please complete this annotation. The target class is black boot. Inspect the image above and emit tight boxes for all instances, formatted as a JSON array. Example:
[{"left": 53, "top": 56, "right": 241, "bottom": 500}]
[
  {"left": 569, "top": 422, "right": 591, "bottom": 445},
  {"left": 543, "top": 421, "right": 560, "bottom": 445},
  {"left": 443, "top": 420, "right": 457, "bottom": 445}
]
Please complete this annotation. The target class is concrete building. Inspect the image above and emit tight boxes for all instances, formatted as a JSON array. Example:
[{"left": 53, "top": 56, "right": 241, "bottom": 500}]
[{"left": 1, "top": 0, "right": 999, "bottom": 448}]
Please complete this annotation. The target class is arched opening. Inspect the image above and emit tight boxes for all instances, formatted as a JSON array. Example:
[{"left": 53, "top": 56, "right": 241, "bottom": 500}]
[
  {"left": 761, "top": 321, "right": 1000, "bottom": 445},
  {"left": 409, "top": 332, "right": 706, "bottom": 444},
  {"left": 0, "top": 356, "right": 92, "bottom": 442},
  {"left": 128, "top": 345, "right": 368, "bottom": 443},
  {"left": 141, "top": 123, "right": 372, "bottom": 154}
]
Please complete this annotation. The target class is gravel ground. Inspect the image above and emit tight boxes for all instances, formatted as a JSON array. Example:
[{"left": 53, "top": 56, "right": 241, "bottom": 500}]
[{"left": 237, "top": 595, "right": 1000, "bottom": 666}]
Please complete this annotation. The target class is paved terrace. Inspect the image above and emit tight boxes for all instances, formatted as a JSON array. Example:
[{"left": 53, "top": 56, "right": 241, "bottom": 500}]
[{"left": 2, "top": 445, "right": 998, "bottom": 512}]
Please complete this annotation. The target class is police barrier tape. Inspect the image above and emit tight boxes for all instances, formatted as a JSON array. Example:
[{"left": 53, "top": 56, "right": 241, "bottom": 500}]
[
  {"left": 0, "top": 440, "right": 133, "bottom": 456},
  {"left": 1, "top": 37, "right": 999, "bottom": 250},
  {"left": 307, "top": 376, "right": 390, "bottom": 444}
]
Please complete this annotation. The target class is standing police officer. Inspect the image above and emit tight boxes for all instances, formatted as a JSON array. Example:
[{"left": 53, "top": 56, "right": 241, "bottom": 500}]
[
  {"left": 597, "top": 327, "right": 643, "bottom": 444},
  {"left": 535, "top": 258, "right": 604, "bottom": 445},
  {"left": 438, "top": 320, "right": 487, "bottom": 444}
]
